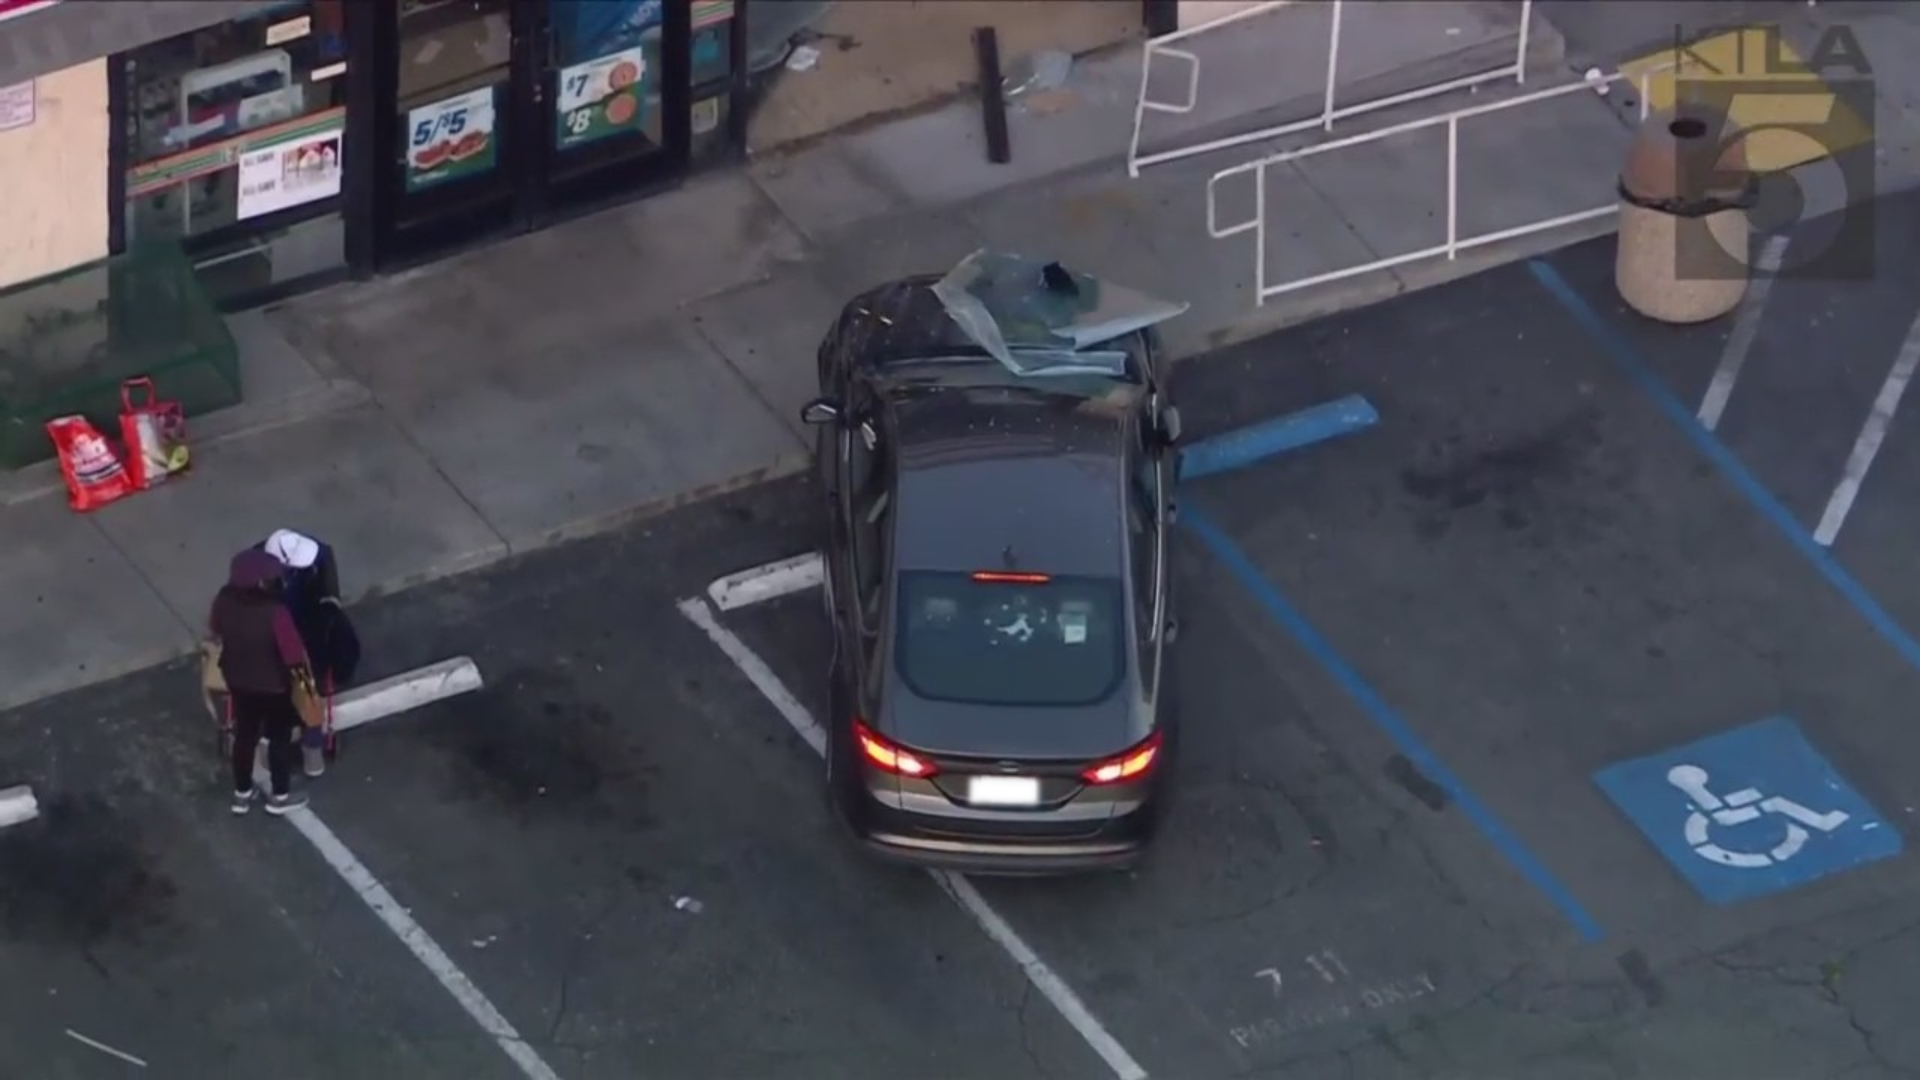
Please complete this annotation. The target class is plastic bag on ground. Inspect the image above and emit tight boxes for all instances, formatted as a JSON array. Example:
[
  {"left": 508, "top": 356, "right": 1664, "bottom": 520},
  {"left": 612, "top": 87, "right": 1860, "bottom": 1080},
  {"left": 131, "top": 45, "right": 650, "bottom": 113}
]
[{"left": 46, "top": 415, "right": 135, "bottom": 512}]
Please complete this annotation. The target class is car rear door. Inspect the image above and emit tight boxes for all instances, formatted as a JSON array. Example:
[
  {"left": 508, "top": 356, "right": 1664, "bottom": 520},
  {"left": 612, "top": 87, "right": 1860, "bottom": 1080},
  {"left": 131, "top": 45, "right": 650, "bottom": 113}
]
[{"left": 1127, "top": 412, "right": 1168, "bottom": 702}]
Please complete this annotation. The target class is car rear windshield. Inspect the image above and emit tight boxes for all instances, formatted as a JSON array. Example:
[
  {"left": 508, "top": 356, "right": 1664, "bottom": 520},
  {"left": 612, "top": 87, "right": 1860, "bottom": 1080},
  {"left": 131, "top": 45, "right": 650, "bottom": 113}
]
[{"left": 894, "top": 571, "right": 1126, "bottom": 707}]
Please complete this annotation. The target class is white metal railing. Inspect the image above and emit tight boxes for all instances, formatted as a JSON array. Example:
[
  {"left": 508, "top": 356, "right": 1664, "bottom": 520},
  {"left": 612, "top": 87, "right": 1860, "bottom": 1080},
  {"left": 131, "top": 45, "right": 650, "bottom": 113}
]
[
  {"left": 1205, "top": 65, "right": 1675, "bottom": 306},
  {"left": 1128, "top": 0, "right": 1535, "bottom": 177}
]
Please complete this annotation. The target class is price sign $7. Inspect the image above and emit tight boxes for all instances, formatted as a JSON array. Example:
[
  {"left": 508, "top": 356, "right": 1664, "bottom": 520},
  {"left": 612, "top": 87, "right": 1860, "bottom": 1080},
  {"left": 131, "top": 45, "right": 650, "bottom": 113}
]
[{"left": 412, "top": 106, "right": 469, "bottom": 148}]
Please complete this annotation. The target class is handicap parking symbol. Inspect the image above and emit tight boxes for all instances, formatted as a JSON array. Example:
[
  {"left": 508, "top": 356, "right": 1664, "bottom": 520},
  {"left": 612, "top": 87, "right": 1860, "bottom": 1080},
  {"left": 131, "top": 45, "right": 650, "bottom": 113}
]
[{"left": 1593, "top": 716, "right": 1903, "bottom": 904}]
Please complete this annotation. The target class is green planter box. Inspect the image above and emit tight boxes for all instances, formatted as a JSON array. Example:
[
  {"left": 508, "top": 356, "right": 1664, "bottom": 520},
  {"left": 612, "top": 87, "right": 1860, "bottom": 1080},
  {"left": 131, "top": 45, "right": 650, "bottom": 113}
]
[{"left": 0, "top": 243, "right": 240, "bottom": 471}]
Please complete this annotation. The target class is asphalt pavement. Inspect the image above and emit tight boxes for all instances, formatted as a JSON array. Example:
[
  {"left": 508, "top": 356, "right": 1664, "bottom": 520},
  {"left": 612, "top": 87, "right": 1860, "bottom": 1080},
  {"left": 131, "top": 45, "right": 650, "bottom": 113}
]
[
  {"left": 7, "top": 199, "right": 1920, "bottom": 1079},
  {"left": 0, "top": 477, "right": 1117, "bottom": 1080}
]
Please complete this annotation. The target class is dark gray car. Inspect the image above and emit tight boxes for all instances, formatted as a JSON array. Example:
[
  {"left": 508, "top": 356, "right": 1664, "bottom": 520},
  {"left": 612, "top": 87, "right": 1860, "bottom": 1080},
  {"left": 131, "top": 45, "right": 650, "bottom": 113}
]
[{"left": 800, "top": 273, "right": 1183, "bottom": 874}]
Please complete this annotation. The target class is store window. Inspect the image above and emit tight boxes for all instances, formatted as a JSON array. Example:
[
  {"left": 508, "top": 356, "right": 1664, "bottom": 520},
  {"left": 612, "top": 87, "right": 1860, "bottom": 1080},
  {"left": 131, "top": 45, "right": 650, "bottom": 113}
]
[
  {"left": 124, "top": 2, "right": 349, "bottom": 241},
  {"left": 549, "top": 0, "right": 665, "bottom": 157},
  {"left": 689, "top": 1, "right": 732, "bottom": 87},
  {"left": 122, "top": 1, "right": 350, "bottom": 305},
  {"left": 689, "top": 0, "right": 734, "bottom": 163}
]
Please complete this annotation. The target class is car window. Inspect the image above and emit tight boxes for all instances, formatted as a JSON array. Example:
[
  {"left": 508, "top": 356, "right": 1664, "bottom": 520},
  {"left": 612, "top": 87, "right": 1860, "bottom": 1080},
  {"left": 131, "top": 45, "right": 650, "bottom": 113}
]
[
  {"left": 894, "top": 572, "right": 1125, "bottom": 707},
  {"left": 853, "top": 488, "right": 889, "bottom": 620},
  {"left": 1128, "top": 420, "right": 1161, "bottom": 685},
  {"left": 1129, "top": 422, "right": 1159, "bottom": 613},
  {"left": 846, "top": 387, "right": 890, "bottom": 621}
]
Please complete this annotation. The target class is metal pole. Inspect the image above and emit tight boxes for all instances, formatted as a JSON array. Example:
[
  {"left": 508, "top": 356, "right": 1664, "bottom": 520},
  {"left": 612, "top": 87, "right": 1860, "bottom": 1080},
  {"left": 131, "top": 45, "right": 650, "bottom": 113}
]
[
  {"left": 1445, "top": 117, "right": 1460, "bottom": 259},
  {"left": 1322, "top": 0, "right": 1343, "bottom": 132}
]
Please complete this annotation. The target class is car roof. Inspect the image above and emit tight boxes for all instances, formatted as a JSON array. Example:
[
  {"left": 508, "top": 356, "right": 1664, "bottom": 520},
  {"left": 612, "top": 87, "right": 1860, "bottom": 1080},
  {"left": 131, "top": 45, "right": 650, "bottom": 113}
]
[
  {"left": 888, "top": 388, "right": 1129, "bottom": 577},
  {"left": 838, "top": 275, "right": 1154, "bottom": 377},
  {"left": 840, "top": 275, "right": 979, "bottom": 362}
]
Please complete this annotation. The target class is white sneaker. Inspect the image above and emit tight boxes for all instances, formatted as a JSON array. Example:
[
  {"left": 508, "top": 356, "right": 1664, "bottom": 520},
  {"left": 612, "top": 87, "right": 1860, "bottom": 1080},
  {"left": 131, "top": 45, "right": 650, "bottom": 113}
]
[
  {"left": 265, "top": 791, "right": 309, "bottom": 816},
  {"left": 303, "top": 743, "right": 326, "bottom": 778}
]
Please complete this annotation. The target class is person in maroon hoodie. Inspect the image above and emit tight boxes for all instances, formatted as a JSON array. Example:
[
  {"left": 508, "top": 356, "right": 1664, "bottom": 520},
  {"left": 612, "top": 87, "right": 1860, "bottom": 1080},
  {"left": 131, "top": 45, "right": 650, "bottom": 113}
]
[{"left": 209, "top": 548, "right": 312, "bottom": 816}]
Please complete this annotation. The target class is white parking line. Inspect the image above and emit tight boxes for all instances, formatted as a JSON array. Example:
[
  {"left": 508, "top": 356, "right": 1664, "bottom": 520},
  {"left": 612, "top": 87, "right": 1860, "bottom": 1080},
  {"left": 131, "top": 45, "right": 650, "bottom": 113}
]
[
  {"left": 272, "top": 659, "right": 560, "bottom": 1080},
  {"left": 678, "top": 599, "right": 826, "bottom": 755},
  {"left": 284, "top": 807, "right": 561, "bottom": 1080},
  {"left": 1813, "top": 310, "right": 1920, "bottom": 547},
  {"left": 676, "top": 595, "right": 1150, "bottom": 1080},
  {"left": 64, "top": 1029, "right": 147, "bottom": 1068},
  {"left": 1698, "top": 234, "right": 1790, "bottom": 432}
]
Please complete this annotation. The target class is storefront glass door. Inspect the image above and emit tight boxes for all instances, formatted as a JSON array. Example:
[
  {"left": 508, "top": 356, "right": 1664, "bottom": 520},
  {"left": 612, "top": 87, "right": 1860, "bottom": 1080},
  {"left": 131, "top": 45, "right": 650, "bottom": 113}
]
[
  {"left": 376, "top": 0, "right": 688, "bottom": 268},
  {"left": 382, "top": 0, "right": 518, "bottom": 257}
]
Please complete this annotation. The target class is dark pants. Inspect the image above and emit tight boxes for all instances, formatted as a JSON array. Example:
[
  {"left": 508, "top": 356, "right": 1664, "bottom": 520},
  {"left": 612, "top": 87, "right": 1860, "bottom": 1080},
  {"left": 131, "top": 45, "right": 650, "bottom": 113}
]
[{"left": 231, "top": 690, "right": 300, "bottom": 797}]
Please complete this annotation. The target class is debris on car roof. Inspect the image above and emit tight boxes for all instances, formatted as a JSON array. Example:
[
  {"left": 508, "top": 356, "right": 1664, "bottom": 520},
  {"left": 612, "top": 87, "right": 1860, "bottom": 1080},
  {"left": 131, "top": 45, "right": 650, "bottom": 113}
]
[{"left": 931, "top": 250, "right": 1189, "bottom": 378}]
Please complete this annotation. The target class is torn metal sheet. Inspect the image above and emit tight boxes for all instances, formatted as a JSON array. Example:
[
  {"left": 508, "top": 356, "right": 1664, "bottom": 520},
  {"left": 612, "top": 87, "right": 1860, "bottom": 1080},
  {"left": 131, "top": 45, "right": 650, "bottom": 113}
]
[{"left": 931, "top": 250, "right": 1188, "bottom": 378}]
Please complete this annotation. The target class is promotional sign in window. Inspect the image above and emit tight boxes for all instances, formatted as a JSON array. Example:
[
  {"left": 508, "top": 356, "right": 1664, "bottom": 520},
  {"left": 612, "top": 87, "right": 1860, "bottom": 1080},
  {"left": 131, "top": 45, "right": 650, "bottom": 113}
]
[
  {"left": 406, "top": 86, "right": 497, "bottom": 191},
  {"left": 237, "top": 124, "right": 342, "bottom": 220},
  {"left": 0, "top": 80, "right": 32, "bottom": 131},
  {"left": 554, "top": 47, "right": 647, "bottom": 149}
]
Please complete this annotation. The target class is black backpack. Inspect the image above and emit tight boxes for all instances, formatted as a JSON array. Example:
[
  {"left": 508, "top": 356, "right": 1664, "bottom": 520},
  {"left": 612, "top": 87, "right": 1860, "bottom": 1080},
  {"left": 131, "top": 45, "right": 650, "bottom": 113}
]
[{"left": 313, "top": 601, "right": 363, "bottom": 688}]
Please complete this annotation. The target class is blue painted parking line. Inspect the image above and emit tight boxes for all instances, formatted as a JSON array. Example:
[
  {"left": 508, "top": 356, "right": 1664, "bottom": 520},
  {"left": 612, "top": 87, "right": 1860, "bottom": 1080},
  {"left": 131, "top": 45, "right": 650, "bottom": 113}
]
[
  {"left": 1593, "top": 717, "right": 1902, "bottom": 905},
  {"left": 1179, "top": 395, "right": 1379, "bottom": 481},
  {"left": 1527, "top": 260, "right": 1920, "bottom": 677},
  {"left": 1180, "top": 506, "right": 1607, "bottom": 942}
]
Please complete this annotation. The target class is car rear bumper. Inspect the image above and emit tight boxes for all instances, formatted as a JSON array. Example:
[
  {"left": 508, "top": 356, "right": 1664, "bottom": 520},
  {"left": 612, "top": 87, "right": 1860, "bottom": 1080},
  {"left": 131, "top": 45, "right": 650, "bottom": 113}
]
[
  {"left": 839, "top": 790, "right": 1161, "bottom": 876},
  {"left": 857, "top": 831, "right": 1146, "bottom": 875}
]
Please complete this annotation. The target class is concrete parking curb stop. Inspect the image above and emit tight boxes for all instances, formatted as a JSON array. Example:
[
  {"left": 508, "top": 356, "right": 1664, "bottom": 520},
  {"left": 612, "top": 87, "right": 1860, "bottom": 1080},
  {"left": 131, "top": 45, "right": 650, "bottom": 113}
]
[
  {"left": 0, "top": 784, "right": 39, "bottom": 829},
  {"left": 332, "top": 656, "right": 484, "bottom": 733},
  {"left": 708, "top": 551, "right": 824, "bottom": 612}
]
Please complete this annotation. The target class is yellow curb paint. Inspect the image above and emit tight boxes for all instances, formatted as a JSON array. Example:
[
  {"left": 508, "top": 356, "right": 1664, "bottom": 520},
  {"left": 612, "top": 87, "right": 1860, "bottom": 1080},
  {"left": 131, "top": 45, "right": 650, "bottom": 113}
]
[{"left": 1620, "top": 28, "right": 1872, "bottom": 173}]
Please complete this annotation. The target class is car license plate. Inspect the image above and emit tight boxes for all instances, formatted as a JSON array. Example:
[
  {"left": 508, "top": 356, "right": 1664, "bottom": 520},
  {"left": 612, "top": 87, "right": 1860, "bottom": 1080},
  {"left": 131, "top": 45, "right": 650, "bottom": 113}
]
[{"left": 968, "top": 775, "right": 1041, "bottom": 807}]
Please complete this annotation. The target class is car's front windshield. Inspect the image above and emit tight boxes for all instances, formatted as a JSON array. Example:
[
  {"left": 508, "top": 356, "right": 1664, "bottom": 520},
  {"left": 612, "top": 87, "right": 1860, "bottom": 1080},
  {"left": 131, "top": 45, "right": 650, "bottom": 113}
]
[{"left": 894, "top": 571, "right": 1126, "bottom": 707}]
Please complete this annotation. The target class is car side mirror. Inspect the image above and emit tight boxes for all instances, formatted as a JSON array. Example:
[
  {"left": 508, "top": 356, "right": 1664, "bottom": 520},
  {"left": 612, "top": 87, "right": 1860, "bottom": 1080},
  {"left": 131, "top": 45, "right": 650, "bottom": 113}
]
[
  {"left": 801, "top": 398, "right": 842, "bottom": 426},
  {"left": 1157, "top": 405, "right": 1183, "bottom": 446}
]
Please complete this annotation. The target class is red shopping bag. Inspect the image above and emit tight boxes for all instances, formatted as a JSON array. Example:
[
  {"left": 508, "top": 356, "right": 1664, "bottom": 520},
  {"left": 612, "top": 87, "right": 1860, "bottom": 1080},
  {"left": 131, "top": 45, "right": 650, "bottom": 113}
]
[
  {"left": 118, "top": 377, "right": 190, "bottom": 490},
  {"left": 45, "top": 415, "right": 135, "bottom": 512}
]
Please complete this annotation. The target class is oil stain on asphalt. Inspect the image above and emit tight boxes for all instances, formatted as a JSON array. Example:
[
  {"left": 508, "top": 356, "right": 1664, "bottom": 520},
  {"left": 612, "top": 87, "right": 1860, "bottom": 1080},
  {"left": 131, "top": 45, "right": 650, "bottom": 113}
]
[
  {"left": 0, "top": 793, "right": 177, "bottom": 952},
  {"left": 1400, "top": 407, "right": 1622, "bottom": 544},
  {"left": 442, "top": 665, "right": 657, "bottom": 826}
]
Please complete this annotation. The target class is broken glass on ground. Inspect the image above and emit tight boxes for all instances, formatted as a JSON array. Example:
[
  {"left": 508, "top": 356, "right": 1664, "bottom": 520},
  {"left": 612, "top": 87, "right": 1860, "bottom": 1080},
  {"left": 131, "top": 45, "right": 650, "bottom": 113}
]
[
  {"left": 930, "top": 250, "right": 1189, "bottom": 378},
  {"left": 1003, "top": 50, "right": 1073, "bottom": 100}
]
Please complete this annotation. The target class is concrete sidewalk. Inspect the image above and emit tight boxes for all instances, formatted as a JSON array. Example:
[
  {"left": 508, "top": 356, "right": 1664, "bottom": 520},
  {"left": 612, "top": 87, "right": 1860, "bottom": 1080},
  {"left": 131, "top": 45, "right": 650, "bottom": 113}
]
[{"left": 3, "top": 0, "right": 1914, "bottom": 713}]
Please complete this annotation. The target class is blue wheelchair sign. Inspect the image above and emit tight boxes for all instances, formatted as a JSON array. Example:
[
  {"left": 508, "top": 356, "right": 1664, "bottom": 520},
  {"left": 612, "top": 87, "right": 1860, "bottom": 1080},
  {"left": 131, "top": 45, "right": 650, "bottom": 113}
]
[{"left": 1594, "top": 716, "right": 1902, "bottom": 904}]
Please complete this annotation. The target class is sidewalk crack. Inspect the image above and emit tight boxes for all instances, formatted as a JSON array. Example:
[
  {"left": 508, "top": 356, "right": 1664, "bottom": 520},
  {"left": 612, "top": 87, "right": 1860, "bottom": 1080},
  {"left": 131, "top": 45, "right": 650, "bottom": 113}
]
[
  {"left": 358, "top": 394, "right": 514, "bottom": 560},
  {"left": 684, "top": 312, "right": 809, "bottom": 453},
  {"left": 86, "top": 515, "right": 198, "bottom": 645}
]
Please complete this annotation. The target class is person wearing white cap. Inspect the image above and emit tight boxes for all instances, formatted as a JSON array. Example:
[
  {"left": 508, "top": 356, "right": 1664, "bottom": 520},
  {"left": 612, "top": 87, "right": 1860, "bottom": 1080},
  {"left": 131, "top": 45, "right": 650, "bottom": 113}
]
[{"left": 260, "top": 528, "right": 356, "bottom": 777}]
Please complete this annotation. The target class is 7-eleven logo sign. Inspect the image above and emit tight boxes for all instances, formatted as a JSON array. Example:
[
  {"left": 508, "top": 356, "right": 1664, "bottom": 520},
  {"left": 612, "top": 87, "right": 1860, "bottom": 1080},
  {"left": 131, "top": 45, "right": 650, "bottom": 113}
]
[{"left": 0, "top": 0, "right": 62, "bottom": 24}]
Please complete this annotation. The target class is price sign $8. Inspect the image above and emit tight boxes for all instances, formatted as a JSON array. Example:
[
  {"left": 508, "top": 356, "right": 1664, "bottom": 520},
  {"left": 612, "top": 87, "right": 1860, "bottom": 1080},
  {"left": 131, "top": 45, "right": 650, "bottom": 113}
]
[{"left": 412, "top": 107, "right": 468, "bottom": 148}]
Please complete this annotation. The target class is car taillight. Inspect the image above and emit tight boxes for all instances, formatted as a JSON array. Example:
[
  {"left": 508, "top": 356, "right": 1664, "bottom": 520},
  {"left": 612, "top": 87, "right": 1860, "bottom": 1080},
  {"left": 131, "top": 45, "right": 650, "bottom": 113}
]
[
  {"left": 970, "top": 570, "right": 1050, "bottom": 584},
  {"left": 1081, "top": 732, "right": 1162, "bottom": 785},
  {"left": 854, "top": 719, "right": 938, "bottom": 778}
]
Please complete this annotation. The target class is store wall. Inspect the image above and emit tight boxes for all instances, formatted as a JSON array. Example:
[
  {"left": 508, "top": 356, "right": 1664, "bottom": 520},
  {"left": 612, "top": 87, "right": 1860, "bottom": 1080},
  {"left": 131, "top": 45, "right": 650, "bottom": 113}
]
[{"left": 0, "top": 59, "right": 108, "bottom": 289}]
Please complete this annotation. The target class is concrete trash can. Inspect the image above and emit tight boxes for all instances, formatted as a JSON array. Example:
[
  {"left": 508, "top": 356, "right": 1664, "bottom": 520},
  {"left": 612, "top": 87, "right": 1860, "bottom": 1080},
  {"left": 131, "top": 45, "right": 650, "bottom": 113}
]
[{"left": 1616, "top": 108, "right": 1757, "bottom": 324}]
